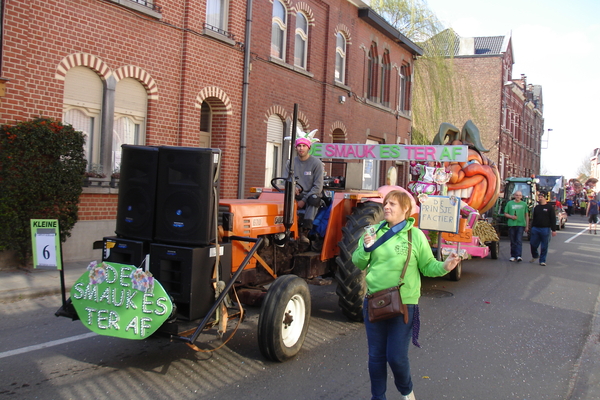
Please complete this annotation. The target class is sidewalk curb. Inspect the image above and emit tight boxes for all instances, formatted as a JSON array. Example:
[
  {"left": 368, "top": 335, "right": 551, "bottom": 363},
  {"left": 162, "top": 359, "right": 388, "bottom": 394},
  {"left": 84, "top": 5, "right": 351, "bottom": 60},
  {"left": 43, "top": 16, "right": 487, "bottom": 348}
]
[
  {"left": 0, "top": 286, "right": 71, "bottom": 304},
  {"left": 0, "top": 262, "right": 87, "bottom": 304}
]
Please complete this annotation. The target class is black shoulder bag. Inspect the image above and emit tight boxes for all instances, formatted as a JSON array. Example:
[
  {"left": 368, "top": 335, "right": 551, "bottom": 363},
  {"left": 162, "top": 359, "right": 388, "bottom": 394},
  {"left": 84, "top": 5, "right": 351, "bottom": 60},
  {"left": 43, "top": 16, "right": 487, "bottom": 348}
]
[{"left": 366, "top": 229, "right": 412, "bottom": 323}]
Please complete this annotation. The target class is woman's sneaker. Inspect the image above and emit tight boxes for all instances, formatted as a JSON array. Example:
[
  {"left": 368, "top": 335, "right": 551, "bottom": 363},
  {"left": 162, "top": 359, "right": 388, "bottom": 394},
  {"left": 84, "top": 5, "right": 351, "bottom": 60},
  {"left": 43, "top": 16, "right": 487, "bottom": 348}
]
[
  {"left": 401, "top": 391, "right": 416, "bottom": 400},
  {"left": 530, "top": 258, "right": 538, "bottom": 263}
]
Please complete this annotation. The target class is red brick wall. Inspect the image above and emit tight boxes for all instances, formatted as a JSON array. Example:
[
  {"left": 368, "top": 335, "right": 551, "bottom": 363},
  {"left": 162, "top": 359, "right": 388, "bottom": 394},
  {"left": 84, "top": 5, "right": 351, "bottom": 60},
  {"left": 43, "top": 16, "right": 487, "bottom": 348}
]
[
  {"left": 1, "top": 0, "right": 418, "bottom": 222},
  {"left": 450, "top": 56, "right": 503, "bottom": 154},
  {"left": 245, "top": 0, "right": 417, "bottom": 192},
  {"left": 78, "top": 194, "right": 118, "bottom": 220},
  {"left": 0, "top": 0, "right": 246, "bottom": 219}
]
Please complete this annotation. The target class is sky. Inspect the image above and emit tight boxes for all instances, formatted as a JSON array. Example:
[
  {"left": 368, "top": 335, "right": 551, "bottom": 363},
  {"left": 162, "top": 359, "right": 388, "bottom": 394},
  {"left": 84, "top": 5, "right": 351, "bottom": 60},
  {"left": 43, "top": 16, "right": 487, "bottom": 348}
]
[{"left": 423, "top": 0, "right": 600, "bottom": 179}]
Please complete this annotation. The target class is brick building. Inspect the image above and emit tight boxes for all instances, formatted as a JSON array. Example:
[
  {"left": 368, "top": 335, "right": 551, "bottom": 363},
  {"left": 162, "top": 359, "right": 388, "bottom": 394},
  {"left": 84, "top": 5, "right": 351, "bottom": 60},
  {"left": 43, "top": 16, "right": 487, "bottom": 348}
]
[
  {"left": 421, "top": 30, "right": 544, "bottom": 184},
  {"left": 244, "top": 3, "right": 421, "bottom": 194},
  {"left": 0, "top": 0, "right": 421, "bottom": 263}
]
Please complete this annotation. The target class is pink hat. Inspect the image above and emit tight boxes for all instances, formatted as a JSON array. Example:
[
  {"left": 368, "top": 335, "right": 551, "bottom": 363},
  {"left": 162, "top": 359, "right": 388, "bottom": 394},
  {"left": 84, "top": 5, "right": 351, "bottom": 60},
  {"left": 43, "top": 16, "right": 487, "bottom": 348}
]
[{"left": 295, "top": 137, "right": 312, "bottom": 148}]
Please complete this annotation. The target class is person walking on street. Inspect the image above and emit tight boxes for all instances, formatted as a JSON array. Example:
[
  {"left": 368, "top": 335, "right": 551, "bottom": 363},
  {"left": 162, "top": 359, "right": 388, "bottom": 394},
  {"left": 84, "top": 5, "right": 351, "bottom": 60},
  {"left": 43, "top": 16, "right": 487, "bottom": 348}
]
[
  {"left": 580, "top": 198, "right": 587, "bottom": 216},
  {"left": 566, "top": 197, "right": 573, "bottom": 216},
  {"left": 530, "top": 191, "right": 557, "bottom": 266},
  {"left": 504, "top": 191, "right": 529, "bottom": 262},
  {"left": 586, "top": 193, "right": 598, "bottom": 234},
  {"left": 352, "top": 190, "right": 460, "bottom": 400}
]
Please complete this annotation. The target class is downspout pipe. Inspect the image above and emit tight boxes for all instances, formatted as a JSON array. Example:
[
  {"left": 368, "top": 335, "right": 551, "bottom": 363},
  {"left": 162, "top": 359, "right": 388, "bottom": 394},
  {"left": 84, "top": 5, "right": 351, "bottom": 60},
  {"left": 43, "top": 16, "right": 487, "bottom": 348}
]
[{"left": 238, "top": 0, "right": 253, "bottom": 199}]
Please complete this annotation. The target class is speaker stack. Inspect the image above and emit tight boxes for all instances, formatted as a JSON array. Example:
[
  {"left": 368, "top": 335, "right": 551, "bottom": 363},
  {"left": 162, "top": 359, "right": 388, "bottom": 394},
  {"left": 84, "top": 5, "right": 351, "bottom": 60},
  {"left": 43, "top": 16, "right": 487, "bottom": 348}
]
[
  {"left": 154, "top": 147, "right": 221, "bottom": 246},
  {"left": 114, "top": 145, "right": 160, "bottom": 241},
  {"left": 106, "top": 145, "right": 228, "bottom": 320},
  {"left": 149, "top": 242, "right": 232, "bottom": 321}
]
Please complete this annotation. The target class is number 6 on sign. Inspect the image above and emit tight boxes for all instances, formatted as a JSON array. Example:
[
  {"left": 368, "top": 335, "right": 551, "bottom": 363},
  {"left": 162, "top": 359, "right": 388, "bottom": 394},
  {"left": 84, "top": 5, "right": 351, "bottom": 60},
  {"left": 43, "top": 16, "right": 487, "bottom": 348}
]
[{"left": 30, "top": 219, "right": 63, "bottom": 270}]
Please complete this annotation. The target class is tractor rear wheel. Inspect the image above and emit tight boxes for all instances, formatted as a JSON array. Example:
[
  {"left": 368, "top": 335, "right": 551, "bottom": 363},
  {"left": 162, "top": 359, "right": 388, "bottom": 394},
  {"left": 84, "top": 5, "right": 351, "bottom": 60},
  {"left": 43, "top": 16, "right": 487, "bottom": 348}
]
[
  {"left": 335, "top": 201, "right": 384, "bottom": 322},
  {"left": 258, "top": 275, "right": 311, "bottom": 362}
]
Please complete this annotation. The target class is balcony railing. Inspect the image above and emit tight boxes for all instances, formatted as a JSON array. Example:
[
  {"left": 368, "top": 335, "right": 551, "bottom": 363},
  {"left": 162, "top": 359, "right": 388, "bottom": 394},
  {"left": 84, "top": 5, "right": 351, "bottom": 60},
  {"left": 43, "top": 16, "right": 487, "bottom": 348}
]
[
  {"left": 130, "top": 0, "right": 162, "bottom": 13},
  {"left": 204, "top": 23, "right": 235, "bottom": 41}
]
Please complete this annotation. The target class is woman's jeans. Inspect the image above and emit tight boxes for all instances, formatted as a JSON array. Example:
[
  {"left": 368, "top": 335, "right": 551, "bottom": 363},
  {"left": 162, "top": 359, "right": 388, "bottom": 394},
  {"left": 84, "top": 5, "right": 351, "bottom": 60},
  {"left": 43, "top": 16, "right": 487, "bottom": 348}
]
[
  {"left": 364, "top": 299, "right": 414, "bottom": 399},
  {"left": 530, "top": 226, "right": 551, "bottom": 263},
  {"left": 508, "top": 225, "right": 525, "bottom": 258}
]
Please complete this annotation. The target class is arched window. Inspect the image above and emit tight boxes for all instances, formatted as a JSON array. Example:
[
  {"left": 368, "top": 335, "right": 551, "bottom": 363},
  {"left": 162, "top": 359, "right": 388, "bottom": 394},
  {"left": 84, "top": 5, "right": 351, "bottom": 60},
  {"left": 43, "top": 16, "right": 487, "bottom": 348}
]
[
  {"left": 265, "top": 114, "right": 285, "bottom": 186},
  {"left": 271, "top": 0, "right": 287, "bottom": 60},
  {"left": 62, "top": 66, "right": 150, "bottom": 178},
  {"left": 62, "top": 66, "right": 103, "bottom": 174},
  {"left": 294, "top": 12, "right": 308, "bottom": 69},
  {"left": 399, "top": 64, "right": 411, "bottom": 113},
  {"left": 380, "top": 50, "right": 391, "bottom": 106},
  {"left": 199, "top": 100, "right": 212, "bottom": 148},
  {"left": 335, "top": 32, "right": 346, "bottom": 83},
  {"left": 367, "top": 42, "right": 379, "bottom": 101},
  {"left": 331, "top": 128, "right": 346, "bottom": 181},
  {"left": 113, "top": 78, "right": 147, "bottom": 172}
]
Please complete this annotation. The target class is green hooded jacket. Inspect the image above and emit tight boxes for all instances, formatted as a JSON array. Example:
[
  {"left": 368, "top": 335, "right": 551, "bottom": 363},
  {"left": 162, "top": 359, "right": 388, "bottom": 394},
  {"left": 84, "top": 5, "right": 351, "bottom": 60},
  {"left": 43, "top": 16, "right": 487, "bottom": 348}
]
[{"left": 352, "top": 217, "right": 448, "bottom": 304}]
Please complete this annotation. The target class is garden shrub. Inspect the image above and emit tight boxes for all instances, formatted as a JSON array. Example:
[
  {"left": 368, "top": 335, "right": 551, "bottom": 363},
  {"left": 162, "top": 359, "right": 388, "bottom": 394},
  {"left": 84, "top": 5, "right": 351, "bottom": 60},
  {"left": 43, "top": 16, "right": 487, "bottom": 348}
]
[{"left": 0, "top": 117, "right": 86, "bottom": 266}]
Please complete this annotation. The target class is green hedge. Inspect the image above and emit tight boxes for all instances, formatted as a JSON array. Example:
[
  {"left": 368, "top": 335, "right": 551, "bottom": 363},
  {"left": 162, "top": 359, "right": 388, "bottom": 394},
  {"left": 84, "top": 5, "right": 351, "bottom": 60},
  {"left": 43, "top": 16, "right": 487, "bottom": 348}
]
[{"left": 0, "top": 118, "right": 86, "bottom": 266}]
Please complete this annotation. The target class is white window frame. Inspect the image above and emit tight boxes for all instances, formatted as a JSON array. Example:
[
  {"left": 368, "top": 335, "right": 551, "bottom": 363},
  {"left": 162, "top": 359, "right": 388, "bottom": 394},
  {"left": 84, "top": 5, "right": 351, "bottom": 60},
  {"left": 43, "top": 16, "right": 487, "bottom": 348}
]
[
  {"left": 271, "top": 0, "right": 287, "bottom": 60},
  {"left": 206, "top": 0, "right": 228, "bottom": 32},
  {"left": 335, "top": 32, "right": 346, "bottom": 83},
  {"left": 294, "top": 12, "right": 308, "bottom": 69},
  {"left": 265, "top": 114, "right": 285, "bottom": 186},
  {"left": 265, "top": 142, "right": 281, "bottom": 186},
  {"left": 112, "top": 113, "right": 145, "bottom": 172},
  {"left": 64, "top": 106, "right": 101, "bottom": 173},
  {"left": 114, "top": 77, "right": 147, "bottom": 173}
]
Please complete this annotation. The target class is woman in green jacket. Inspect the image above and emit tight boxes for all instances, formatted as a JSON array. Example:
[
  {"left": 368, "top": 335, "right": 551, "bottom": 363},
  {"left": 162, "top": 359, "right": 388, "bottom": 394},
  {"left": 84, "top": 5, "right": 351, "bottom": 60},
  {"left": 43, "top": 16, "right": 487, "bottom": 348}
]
[{"left": 353, "top": 190, "right": 460, "bottom": 400}]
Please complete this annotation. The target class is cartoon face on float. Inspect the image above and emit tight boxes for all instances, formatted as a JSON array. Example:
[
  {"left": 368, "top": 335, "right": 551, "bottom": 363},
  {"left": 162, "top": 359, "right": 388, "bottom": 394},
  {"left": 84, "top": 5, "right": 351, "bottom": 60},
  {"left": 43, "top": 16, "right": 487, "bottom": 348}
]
[{"left": 432, "top": 121, "right": 500, "bottom": 214}]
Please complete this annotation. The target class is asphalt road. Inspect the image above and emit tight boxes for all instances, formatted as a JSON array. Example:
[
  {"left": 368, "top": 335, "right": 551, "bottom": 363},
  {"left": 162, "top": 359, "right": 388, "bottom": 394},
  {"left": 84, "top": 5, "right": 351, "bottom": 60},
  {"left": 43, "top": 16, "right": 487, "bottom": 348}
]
[{"left": 1, "top": 216, "right": 599, "bottom": 400}]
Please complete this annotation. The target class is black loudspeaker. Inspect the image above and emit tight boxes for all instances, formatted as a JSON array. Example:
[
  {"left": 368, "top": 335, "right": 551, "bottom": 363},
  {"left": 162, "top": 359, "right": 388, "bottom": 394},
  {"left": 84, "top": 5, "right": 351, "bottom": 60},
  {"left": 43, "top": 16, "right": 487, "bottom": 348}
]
[
  {"left": 102, "top": 236, "right": 148, "bottom": 268},
  {"left": 154, "top": 147, "right": 221, "bottom": 246},
  {"left": 149, "top": 243, "right": 232, "bottom": 321},
  {"left": 115, "top": 145, "right": 159, "bottom": 241}
]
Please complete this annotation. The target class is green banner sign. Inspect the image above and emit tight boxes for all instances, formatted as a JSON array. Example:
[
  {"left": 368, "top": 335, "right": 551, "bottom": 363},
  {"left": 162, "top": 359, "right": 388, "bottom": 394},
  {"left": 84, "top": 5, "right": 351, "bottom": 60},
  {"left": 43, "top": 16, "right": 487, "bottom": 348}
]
[
  {"left": 71, "top": 261, "right": 173, "bottom": 339},
  {"left": 309, "top": 143, "right": 468, "bottom": 162}
]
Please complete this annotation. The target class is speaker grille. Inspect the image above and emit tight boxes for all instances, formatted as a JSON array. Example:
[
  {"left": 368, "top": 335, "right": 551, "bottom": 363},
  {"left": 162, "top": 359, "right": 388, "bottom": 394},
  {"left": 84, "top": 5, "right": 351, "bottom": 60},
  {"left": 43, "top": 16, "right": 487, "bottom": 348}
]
[
  {"left": 154, "top": 147, "right": 221, "bottom": 246},
  {"left": 115, "top": 145, "right": 159, "bottom": 241}
]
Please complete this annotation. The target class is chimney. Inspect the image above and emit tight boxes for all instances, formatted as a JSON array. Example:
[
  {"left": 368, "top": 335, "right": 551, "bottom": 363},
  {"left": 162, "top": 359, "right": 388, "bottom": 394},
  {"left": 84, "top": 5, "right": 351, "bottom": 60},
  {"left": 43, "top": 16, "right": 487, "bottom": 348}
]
[{"left": 458, "top": 37, "right": 475, "bottom": 55}]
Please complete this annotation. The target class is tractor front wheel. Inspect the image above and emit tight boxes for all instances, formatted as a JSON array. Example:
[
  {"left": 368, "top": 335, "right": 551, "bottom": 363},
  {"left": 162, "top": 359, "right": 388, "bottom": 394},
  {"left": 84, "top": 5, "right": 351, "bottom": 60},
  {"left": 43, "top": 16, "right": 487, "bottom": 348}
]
[
  {"left": 335, "top": 201, "right": 384, "bottom": 322},
  {"left": 258, "top": 275, "right": 311, "bottom": 362}
]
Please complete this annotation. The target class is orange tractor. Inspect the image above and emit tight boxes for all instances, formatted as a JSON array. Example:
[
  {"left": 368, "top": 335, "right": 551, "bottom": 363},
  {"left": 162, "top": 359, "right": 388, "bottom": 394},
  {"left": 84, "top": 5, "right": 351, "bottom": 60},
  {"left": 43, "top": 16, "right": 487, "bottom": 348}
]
[
  {"left": 57, "top": 116, "right": 495, "bottom": 362},
  {"left": 56, "top": 129, "right": 392, "bottom": 363}
]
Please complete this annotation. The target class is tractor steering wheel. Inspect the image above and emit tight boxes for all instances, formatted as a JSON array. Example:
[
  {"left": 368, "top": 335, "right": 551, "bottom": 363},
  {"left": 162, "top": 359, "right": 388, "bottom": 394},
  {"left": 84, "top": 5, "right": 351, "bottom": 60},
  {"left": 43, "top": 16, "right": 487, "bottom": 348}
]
[{"left": 271, "top": 177, "right": 305, "bottom": 195}]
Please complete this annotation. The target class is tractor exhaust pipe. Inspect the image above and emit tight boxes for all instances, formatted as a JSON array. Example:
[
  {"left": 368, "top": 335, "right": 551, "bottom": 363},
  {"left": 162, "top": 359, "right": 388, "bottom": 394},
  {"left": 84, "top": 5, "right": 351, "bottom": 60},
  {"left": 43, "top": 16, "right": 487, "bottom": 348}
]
[{"left": 283, "top": 104, "right": 299, "bottom": 238}]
